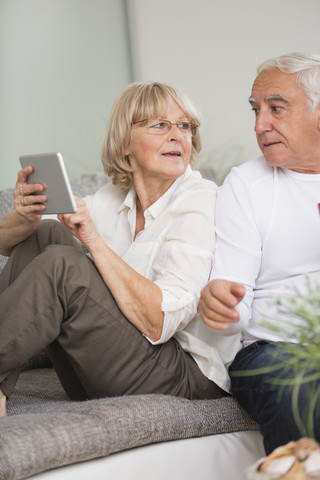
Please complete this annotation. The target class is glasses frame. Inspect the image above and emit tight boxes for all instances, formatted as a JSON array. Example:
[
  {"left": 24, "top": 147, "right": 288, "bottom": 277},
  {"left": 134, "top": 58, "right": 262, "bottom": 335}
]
[{"left": 132, "top": 119, "right": 199, "bottom": 137}]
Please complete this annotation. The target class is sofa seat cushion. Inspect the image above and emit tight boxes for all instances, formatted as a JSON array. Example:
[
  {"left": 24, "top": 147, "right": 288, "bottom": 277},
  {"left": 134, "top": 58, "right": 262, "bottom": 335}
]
[{"left": 0, "top": 368, "right": 258, "bottom": 480}]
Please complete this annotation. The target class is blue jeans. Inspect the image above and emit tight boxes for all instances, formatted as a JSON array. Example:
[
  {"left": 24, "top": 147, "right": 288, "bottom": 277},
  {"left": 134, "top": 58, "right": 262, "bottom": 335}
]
[{"left": 229, "top": 340, "right": 320, "bottom": 454}]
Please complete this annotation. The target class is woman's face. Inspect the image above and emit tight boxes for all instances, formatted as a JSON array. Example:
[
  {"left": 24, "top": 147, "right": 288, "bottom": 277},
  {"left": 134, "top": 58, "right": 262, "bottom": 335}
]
[{"left": 125, "top": 101, "right": 193, "bottom": 187}]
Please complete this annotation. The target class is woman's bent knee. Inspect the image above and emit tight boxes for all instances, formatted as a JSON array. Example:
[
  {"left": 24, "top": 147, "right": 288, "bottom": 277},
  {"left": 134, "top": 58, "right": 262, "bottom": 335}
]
[
  {"left": 37, "top": 220, "right": 79, "bottom": 247},
  {"left": 38, "top": 245, "right": 92, "bottom": 288}
]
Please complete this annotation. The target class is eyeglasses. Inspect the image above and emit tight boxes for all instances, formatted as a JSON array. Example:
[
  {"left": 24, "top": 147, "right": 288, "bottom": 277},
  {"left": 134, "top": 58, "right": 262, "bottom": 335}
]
[{"left": 132, "top": 119, "right": 199, "bottom": 137}]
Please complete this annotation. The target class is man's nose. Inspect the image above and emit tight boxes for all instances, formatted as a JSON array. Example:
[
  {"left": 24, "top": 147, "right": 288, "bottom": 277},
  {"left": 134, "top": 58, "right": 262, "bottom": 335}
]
[{"left": 254, "top": 111, "right": 273, "bottom": 134}]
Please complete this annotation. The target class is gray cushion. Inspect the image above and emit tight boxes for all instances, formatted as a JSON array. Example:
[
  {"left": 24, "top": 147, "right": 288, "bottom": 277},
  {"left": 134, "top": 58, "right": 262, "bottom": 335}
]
[{"left": 1, "top": 369, "right": 258, "bottom": 480}]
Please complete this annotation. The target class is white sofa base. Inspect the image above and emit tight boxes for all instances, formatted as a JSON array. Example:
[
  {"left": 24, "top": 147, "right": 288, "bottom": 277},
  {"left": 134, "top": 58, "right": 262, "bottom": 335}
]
[{"left": 30, "top": 430, "right": 264, "bottom": 480}]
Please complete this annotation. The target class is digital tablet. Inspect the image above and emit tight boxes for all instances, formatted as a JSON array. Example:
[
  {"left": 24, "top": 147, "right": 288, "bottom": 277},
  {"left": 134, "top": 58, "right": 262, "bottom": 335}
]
[{"left": 19, "top": 152, "right": 77, "bottom": 214}]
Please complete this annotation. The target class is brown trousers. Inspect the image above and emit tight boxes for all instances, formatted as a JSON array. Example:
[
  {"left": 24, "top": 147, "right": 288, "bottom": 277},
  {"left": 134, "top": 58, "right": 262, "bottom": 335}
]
[{"left": 0, "top": 220, "right": 225, "bottom": 401}]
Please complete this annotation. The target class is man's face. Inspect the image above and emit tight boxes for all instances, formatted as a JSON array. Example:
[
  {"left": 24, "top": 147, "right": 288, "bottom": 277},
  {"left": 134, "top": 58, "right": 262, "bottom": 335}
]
[{"left": 250, "top": 68, "right": 320, "bottom": 173}]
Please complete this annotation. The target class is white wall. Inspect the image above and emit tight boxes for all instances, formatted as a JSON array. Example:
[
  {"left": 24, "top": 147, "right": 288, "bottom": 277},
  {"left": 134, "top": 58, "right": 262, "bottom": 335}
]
[
  {"left": 2, "top": 0, "right": 319, "bottom": 190},
  {"left": 0, "top": 0, "right": 132, "bottom": 189},
  {"left": 127, "top": 0, "right": 320, "bottom": 180}
]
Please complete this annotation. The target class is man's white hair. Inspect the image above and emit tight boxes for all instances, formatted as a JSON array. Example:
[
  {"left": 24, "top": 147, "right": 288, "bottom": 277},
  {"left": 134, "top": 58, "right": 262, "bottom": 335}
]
[{"left": 257, "top": 52, "right": 320, "bottom": 112}]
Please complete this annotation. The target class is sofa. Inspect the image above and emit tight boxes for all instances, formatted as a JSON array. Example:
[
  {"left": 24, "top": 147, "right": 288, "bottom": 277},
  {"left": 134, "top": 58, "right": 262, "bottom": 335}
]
[{"left": 0, "top": 171, "right": 265, "bottom": 480}]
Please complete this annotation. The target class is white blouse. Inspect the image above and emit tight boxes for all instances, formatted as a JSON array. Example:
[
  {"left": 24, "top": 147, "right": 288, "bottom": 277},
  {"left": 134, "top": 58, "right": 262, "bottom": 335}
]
[{"left": 83, "top": 167, "right": 231, "bottom": 391}]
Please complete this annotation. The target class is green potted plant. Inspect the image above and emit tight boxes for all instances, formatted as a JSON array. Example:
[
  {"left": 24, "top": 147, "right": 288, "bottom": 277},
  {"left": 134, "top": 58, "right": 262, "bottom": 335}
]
[{"left": 244, "top": 278, "right": 320, "bottom": 479}]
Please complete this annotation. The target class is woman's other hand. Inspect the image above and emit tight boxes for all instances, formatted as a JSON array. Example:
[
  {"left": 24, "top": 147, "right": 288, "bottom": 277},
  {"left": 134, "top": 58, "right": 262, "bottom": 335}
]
[{"left": 58, "top": 197, "right": 99, "bottom": 249}]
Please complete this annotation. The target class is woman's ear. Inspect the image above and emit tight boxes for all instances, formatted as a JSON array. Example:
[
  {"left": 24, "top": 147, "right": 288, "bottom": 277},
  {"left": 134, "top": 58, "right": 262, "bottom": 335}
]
[{"left": 124, "top": 140, "right": 131, "bottom": 157}]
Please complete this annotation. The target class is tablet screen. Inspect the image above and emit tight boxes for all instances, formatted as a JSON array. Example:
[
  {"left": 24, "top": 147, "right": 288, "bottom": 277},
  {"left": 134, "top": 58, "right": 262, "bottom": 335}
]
[{"left": 19, "top": 152, "right": 77, "bottom": 214}]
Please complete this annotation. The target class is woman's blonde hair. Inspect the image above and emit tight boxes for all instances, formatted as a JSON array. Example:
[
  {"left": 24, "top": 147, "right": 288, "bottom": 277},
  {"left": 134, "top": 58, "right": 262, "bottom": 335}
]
[{"left": 101, "top": 82, "right": 202, "bottom": 189}]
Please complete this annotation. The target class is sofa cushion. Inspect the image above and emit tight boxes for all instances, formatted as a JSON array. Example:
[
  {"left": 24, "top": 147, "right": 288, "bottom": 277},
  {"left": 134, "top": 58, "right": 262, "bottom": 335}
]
[{"left": 1, "top": 368, "right": 258, "bottom": 480}]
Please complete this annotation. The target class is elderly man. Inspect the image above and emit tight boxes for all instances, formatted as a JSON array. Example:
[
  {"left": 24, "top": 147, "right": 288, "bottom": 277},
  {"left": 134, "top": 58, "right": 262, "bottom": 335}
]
[{"left": 199, "top": 52, "right": 320, "bottom": 454}]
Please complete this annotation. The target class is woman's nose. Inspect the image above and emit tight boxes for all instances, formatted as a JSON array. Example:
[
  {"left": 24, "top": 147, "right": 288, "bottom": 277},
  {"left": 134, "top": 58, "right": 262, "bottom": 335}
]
[{"left": 168, "top": 124, "right": 183, "bottom": 140}]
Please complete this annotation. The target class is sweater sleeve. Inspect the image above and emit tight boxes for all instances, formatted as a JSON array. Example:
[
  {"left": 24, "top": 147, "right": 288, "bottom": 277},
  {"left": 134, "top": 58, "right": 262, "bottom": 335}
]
[{"left": 210, "top": 166, "right": 263, "bottom": 335}]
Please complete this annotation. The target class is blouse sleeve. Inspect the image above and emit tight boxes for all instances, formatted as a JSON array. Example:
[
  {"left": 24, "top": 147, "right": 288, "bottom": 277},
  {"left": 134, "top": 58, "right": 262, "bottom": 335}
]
[{"left": 148, "top": 180, "right": 217, "bottom": 344}]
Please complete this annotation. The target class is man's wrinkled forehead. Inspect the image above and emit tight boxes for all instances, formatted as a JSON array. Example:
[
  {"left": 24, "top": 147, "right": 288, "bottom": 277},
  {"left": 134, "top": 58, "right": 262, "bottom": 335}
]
[{"left": 249, "top": 69, "right": 296, "bottom": 105}]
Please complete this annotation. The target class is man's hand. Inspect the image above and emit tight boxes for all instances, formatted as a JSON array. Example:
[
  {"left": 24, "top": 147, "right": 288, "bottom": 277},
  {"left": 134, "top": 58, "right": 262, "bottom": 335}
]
[{"left": 198, "top": 279, "right": 245, "bottom": 331}]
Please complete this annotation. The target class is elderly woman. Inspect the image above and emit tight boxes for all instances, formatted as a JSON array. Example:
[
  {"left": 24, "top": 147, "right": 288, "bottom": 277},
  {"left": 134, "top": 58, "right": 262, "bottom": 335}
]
[{"left": 0, "top": 82, "right": 225, "bottom": 417}]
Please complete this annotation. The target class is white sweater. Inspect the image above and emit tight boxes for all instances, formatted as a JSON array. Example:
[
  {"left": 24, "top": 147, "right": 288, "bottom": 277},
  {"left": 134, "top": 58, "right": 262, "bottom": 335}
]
[{"left": 211, "top": 155, "right": 320, "bottom": 345}]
